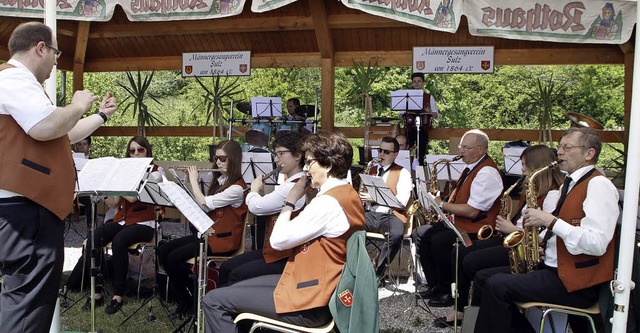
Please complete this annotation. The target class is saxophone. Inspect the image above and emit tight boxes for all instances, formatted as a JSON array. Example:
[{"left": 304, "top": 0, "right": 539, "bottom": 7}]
[
  {"left": 423, "top": 155, "right": 462, "bottom": 224},
  {"left": 359, "top": 158, "right": 381, "bottom": 194},
  {"left": 503, "top": 161, "right": 558, "bottom": 274},
  {"left": 477, "top": 177, "right": 523, "bottom": 240}
]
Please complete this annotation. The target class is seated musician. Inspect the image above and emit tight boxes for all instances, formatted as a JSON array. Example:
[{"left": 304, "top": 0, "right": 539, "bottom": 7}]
[
  {"left": 217, "top": 131, "right": 307, "bottom": 286},
  {"left": 474, "top": 127, "right": 619, "bottom": 333},
  {"left": 67, "top": 136, "right": 161, "bottom": 314},
  {"left": 286, "top": 97, "right": 312, "bottom": 134},
  {"left": 415, "top": 129, "right": 503, "bottom": 307},
  {"left": 361, "top": 136, "right": 413, "bottom": 282},
  {"left": 157, "top": 140, "right": 247, "bottom": 317},
  {"left": 203, "top": 131, "right": 365, "bottom": 332},
  {"left": 434, "top": 145, "right": 563, "bottom": 328},
  {"left": 403, "top": 72, "right": 439, "bottom": 166},
  {"left": 395, "top": 134, "right": 418, "bottom": 173}
]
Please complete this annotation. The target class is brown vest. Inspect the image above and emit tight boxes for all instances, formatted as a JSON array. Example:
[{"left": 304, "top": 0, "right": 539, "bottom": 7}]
[
  {"left": 113, "top": 198, "right": 157, "bottom": 226},
  {"left": 206, "top": 179, "right": 248, "bottom": 254},
  {"left": 448, "top": 156, "right": 501, "bottom": 234},
  {"left": 262, "top": 178, "right": 304, "bottom": 263},
  {"left": 369, "top": 164, "right": 408, "bottom": 223},
  {"left": 273, "top": 184, "right": 365, "bottom": 313},
  {"left": 0, "top": 64, "right": 75, "bottom": 219},
  {"left": 556, "top": 170, "right": 616, "bottom": 292}
]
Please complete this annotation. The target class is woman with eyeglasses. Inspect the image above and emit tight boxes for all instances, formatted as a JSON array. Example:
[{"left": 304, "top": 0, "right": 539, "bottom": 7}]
[
  {"left": 203, "top": 131, "right": 366, "bottom": 332},
  {"left": 67, "top": 135, "right": 161, "bottom": 314},
  {"left": 157, "top": 140, "right": 247, "bottom": 318}
]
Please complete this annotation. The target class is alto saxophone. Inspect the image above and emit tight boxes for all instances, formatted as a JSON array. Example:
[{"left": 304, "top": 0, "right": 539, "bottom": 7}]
[
  {"left": 359, "top": 158, "right": 381, "bottom": 195},
  {"left": 477, "top": 177, "right": 523, "bottom": 240},
  {"left": 423, "top": 155, "right": 462, "bottom": 224},
  {"left": 503, "top": 161, "right": 558, "bottom": 274}
]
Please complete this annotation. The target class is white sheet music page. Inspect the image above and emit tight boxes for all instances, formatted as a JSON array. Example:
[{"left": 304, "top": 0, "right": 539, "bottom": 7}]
[
  {"left": 76, "top": 157, "right": 153, "bottom": 195},
  {"left": 158, "top": 181, "right": 214, "bottom": 234}
]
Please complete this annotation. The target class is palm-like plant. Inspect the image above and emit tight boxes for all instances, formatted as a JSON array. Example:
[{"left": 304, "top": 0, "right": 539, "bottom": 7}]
[
  {"left": 346, "top": 58, "right": 383, "bottom": 161},
  {"left": 193, "top": 76, "right": 244, "bottom": 143},
  {"left": 117, "top": 70, "right": 163, "bottom": 137},
  {"left": 527, "top": 75, "right": 566, "bottom": 146}
]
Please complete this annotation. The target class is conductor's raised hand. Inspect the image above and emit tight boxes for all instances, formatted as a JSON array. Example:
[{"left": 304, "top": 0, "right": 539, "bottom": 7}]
[
  {"left": 71, "top": 90, "right": 99, "bottom": 113},
  {"left": 99, "top": 92, "right": 117, "bottom": 118}
]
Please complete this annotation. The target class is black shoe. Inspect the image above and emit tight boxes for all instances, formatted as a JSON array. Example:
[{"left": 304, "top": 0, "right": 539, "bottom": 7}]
[
  {"left": 417, "top": 286, "right": 444, "bottom": 299},
  {"left": 434, "top": 316, "right": 463, "bottom": 328},
  {"left": 104, "top": 299, "right": 123, "bottom": 315},
  {"left": 428, "top": 294, "right": 454, "bottom": 307},
  {"left": 81, "top": 296, "right": 104, "bottom": 312}
]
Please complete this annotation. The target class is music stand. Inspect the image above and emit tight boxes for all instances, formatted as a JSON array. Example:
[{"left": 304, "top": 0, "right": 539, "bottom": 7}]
[
  {"left": 391, "top": 90, "right": 424, "bottom": 164},
  {"left": 503, "top": 147, "right": 526, "bottom": 175},
  {"left": 157, "top": 181, "right": 215, "bottom": 333},
  {"left": 76, "top": 157, "right": 154, "bottom": 333},
  {"left": 251, "top": 97, "right": 282, "bottom": 118},
  {"left": 241, "top": 152, "right": 276, "bottom": 185}
]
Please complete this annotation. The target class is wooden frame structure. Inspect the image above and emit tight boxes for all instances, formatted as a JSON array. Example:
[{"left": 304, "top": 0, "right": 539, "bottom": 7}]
[{"left": 0, "top": 0, "right": 631, "bottom": 143}]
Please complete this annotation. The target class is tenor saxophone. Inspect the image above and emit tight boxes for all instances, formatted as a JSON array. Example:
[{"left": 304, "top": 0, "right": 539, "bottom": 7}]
[
  {"left": 359, "top": 158, "right": 381, "bottom": 195},
  {"left": 477, "top": 177, "right": 523, "bottom": 240},
  {"left": 423, "top": 155, "right": 462, "bottom": 224},
  {"left": 503, "top": 161, "right": 558, "bottom": 274}
]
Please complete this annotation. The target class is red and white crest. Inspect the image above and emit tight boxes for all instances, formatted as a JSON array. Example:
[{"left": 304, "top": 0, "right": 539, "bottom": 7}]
[
  {"left": 416, "top": 61, "right": 425, "bottom": 71},
  {"left": 338, "top": 289, "right": 353, "bottom": 307},
  {"left": 481, "top": 60, "right": 491, "bottom": 71},
  {"left": 239, "top": 64, "right": 248, "bottom": 73},
  {"left": 185, "top": 65, "right": 193, "bottom": 74}
]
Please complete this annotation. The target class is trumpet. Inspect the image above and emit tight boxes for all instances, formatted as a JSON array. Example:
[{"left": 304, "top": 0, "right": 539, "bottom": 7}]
[
  {"left": 243, "top": 165, "right": 283, "bottom": 192},
  {"left": 170, "top": 165, "right": 226, "bottom": 172}
]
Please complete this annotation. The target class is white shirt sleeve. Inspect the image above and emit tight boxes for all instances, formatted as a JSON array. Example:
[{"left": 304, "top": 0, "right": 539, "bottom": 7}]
[
  {"left": 204, "top": 184, "right": 245, "bottom": 210},
  {"left": 467, "top": 166, "right": 503, "bottom": 211},
  {"left": 245, "top": 181, "right": 305, "bottom": 215},
  {"left": 270, "top": 191, "right": 350, "bottom": 251},
  {"left": 430, "top": 95, "right": 439, "bottom": 115}
]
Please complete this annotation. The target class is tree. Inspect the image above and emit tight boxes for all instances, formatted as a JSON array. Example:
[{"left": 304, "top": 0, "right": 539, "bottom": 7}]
[
  {"left": 193, "top": 76, "right": 244, "bottom": 143},
  {"left": 117, "top": 70, "right": 163, "bottom": 137}
]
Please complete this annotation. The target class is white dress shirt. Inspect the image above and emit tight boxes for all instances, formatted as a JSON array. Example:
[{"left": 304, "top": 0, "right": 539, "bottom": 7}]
[
  {"left": 514, "top": 190, "right": 560, "bottom": 229},
  {"left": 270, "top": 178, "right": 352, "bottom": 251},
  {"left": 465, "top": 156, "right": 503, "bottom": 211},
  {"left": 245, "top": 172, "right": 306, "bottom": 215},
  {"left": 372, "top": 164, "right": 413, "bottom": 214},
  {"left": 544, "top": 165, "right": 619, "bottom": 268},
  {"left": 204, "top": 176, "right": 245, "bottom": 211}
]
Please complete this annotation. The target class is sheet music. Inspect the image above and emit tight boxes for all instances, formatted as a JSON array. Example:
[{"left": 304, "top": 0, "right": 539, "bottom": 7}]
[
  {"left": 73, "top": 153, "right": 88, "bottom": 171},
  {"left": 360, "top": 174, "right": 404, "bottom": 209},
  {"left": 158, "top": 181, "right": 214, "bottom": 234},
  {"left": 391, "top": 89, "right": 423, "bottom": 111},
  {"left": 425, "top": 155, "right": 465, "bottom": 180},
  {"left": 241, "top": 152, "right": 275, "bottom": 184},
  {"left": 251, "top": 97, "right": 282, "bottom": 118},
  {"left": 139, "top": 175, "right": 173, "bottom": 207},
  {"left": 422, "top": 192, "right": 472, "bottom": 247},
  {"left": 371, "top": 149, "right": 411, "bottom": 172},
  {"left": 77, "top": 157, "right": 153, "bottom": 196},
  {"left": 503, "top": 147, "right": 527, "bottom": 175}
]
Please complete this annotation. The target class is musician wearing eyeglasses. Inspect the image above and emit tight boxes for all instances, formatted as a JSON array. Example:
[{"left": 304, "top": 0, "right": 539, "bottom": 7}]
[
  {"left": 474, "top": 128, "right": 619, "bottom": 333},
  {"left": 415, "top": 129, "right": 502, "bottom": 307},
  {"left": 157, "top": 140, "right": 248, "bottom": 318},
  {"left": 361, "top": 136, "right": 413, "bottom": 282},
  {"left": 203, "top": 131, "right": 364, "bottom": 332},
  {"left": 217, "top": 131, "right": 307, "bottom": 287},
  {"left": 0, "top": 22, "right": 118, "bottom": 330}
]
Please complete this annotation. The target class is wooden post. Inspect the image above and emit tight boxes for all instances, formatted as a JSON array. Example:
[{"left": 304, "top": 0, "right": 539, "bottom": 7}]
[{"left": 320, "top": 58, "right": 335, "bottom": 131}]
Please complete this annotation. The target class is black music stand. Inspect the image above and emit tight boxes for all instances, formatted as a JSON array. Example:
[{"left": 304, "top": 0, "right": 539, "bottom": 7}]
[
  {"left": 423, "top": 192, "right": 472, "bottom": 331},
  {"left": 391, "top": 90, "right": 424, "bottom": 163},
  {"left": 360, "top": 174, "right": 405, "bottom": 290},
  {"left": 241, "top": 153, "right": 277, "bottom": 185},
  {"left": 76, "top": 157, "right": 154, "bottom": 333}
]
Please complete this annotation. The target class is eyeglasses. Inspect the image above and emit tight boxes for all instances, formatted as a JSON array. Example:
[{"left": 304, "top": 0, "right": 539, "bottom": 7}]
[
  {"left": 128, "top": 147, "right": 147, "bottom": 155},
  {"left": 304, "top": 158, "right": 318, "bottom": 167},
  {"left": 557, "top": 143, "right": 586, "bottom": 152},
  {"left": 377, "top": 148, "right": 397, "bottom": 154},
  {"left": 458, "top": 145, "right": 481, "bottom": 151},
  {"left": 45, "top": 43, "right": 61, "bottom": 59},
  {"left": 274, "top": 150, "right": 291, "bottom": 157},
  {"left": 214, "top": 155, "right": 228, "bottom": 163}
]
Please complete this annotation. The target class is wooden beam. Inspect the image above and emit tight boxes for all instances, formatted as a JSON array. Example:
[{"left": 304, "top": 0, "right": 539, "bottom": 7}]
[
  {"left": 87, "top": 17, "right": 314, "bottom": 39},
  {"left": 335, "top": 51, "right": 410, "bottom": 67},
  {"left": 327, "top": 14, "right": 412, "bottom": 29},
  {"left": 72, "top": 22, "right": 90, "bottom": 92},
  {"left": 308, "top": 0, "right": 334, "bottom": 59},
  {"left": 320, "top": 58, "right": 335, "bottom": 131}
]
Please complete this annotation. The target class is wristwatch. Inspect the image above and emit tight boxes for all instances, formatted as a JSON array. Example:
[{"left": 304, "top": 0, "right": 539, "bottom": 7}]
[
  {"left": 97, "top": 110, "right": 108, "bottom": 123},
  {"left": 283, "top": 201, "right": 296, "bottom": 209}
]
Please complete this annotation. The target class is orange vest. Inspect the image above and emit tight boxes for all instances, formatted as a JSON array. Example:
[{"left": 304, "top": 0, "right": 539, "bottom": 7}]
[
  {"left": 262, "top": 178, "right": 304, "bottom": 263},
  {"left": 0, "top": 64, "right": 75, "bottom": 220},
  {"left": 273, "top": 184, "right": 365, "bottom": 313},
  {"left": 448, "top": 156, "right": 501, "bottom": 234},
  {"left": 206, "top": 179, "right": 248, "bottom": 254},
  {"left": 556, "top": 170, "right": 616, "bottom": 292},
  {"left": 369, "top": 164, "right": 408, "bottom": 223},
  {"left": 113, "top": 198, "right": 157, "bottom": 226}
]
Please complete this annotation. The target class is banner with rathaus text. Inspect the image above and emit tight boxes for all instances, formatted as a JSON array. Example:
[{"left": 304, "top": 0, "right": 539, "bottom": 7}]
[
  {"left": 341, "top": 0, "right": 463, "bottom": 33},
  {"left": 465, "top": 0, "right": 636, "bottom": 44},
  {"left": 0, "top": 0, "right": 248, "bottom": 22}
]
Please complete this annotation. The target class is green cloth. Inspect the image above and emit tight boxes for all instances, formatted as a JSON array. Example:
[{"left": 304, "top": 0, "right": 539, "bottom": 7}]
[{"left": 329, "top": 230, "right": 379, "bottom": 333}]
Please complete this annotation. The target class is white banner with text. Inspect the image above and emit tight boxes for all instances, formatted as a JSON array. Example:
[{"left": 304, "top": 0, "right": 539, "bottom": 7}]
[{"left": 413, "top": 46, "right": 494, "bottom": 74}]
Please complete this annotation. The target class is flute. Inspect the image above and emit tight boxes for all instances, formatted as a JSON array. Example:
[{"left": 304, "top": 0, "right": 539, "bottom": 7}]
[
  {"left": 170, "top": 165, "right": 226, "bottom": 172},
  {"left": 243, "top": 165, "right": 283, "bottom": 192}
]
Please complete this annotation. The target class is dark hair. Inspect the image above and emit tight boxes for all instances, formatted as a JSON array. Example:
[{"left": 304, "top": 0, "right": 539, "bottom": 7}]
[
  {"left": 9, "top": 22, "right": 53, "bottom": 57},
  {"left": 274, "top": 131, "right": 307, "bottom": 168},
  {"left": 411, "top": 72, "right": 425, "bottom": 81},
  {"left": 84, "top": 136, "right": 92, "bottom": 145},
  {"left": 126, "top": 136, "right": 153, "bottom": 158},
  {"left": 300, "top": 131, "right": 352, "bottom": 179},
  {"left": 562, "top": 127, "right": 602, "bottom": 163},
  {"left": 520, "top": 145, "right": 564, "bottom": 197},
  {"left": 381, "top": 136, "right": 400, "bottom": 152},
  {"left": 287, "top": 98, "right": 301, "bottom": 107},
  {"left": 208, "top": 140, "right": 243, "bottom": 195}
]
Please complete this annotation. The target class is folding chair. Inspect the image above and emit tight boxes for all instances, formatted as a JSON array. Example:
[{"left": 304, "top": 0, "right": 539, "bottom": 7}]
[
  {"left": 517, "top": 301, "right": 600, "bottom": 333},
  {"left": 234, "top": 313, "right": 335, "bottom": 333}
]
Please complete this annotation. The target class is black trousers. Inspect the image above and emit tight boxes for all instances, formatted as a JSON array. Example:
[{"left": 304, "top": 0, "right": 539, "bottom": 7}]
[
  {"left": 203, "top": 274, "right": 332, "bottom": 333},
  {"left": 453, "top": 237, "right": 508, "bottom": 312},
  {"left": 364, "top": 211, "right": 405, "bottom": 277},
  {"left": 474, "top": 267, "right": 599, "bottom": 333},
  {"left": 217, "top": 249, "right": 287, "bottom": 287},
  {"left": 0, "top": 199, "right": 64, "bottom": 333},
  {"left": 67, "top": 222, "right": 154, "bottom": 296}
]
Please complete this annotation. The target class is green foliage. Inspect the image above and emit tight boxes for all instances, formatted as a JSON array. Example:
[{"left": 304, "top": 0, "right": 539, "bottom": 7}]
[
  {"left": 192, "top": 76, "right": 244, "bottom": 125},
  {"left": 117, "top": 70, "right": 164, "bottom": 136}
]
